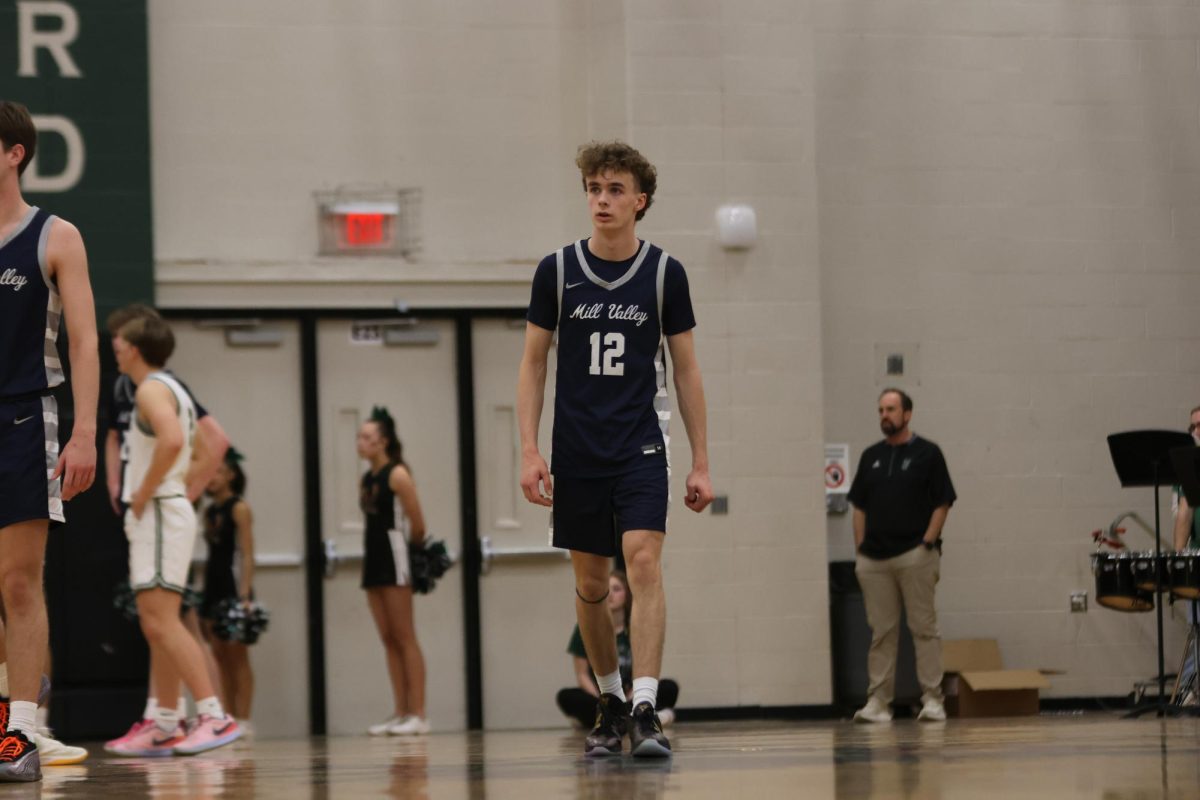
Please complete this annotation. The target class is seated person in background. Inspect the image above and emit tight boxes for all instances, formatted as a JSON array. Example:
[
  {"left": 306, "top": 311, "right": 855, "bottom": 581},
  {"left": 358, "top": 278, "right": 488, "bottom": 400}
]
[{"left": 556, "top": 571, "right": 679, "bottom": 727}]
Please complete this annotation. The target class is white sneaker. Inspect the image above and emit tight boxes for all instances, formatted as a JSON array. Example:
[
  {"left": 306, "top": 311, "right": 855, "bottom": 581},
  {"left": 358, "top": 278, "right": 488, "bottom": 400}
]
[
  {"left": 387, "top": 715, "right": 431, "bottom": 735},
  {"left": 367, "top": 716, "right": 404, "bottom": 736},
  {"left": 32, "top": 730, "right": 89, "bottom": 766},
  {"left": 917, "top": 699, "right": 946, "bottom": 722},
  {"left": 853, "top": 697, "right": 893, "bottom": 723},
  {"left": 657, "top": 708, "right": 676, "bottom": 727}
]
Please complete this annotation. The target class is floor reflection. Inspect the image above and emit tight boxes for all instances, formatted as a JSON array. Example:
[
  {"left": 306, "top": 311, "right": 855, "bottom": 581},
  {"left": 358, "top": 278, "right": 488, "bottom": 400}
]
[{"left": 13, "top": 715, "right": 1200, "bottom": 799}]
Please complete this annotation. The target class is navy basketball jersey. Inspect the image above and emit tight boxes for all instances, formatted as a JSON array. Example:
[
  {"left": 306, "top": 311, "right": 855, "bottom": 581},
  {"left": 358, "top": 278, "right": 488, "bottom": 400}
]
[
  {"left": 0, "top": 207, "right": 61, "bottom": 398},
  {"left": 528, "top": 239, "right": 695, "bottom": 477}
]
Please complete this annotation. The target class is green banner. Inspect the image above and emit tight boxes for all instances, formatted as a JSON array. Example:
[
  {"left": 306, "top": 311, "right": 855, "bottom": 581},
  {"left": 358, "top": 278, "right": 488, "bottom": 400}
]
[{"left": 0, "top": 0, "right": 151, "bottom": 321}]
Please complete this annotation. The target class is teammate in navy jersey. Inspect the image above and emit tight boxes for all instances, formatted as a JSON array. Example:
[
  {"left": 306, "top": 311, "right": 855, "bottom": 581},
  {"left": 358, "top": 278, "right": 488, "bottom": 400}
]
[
  {"left": 0, "top": 101, "right": 99, "bottom": 781},
  {"left": 518, "top": 141, "right": 713, "bottom": 759}
]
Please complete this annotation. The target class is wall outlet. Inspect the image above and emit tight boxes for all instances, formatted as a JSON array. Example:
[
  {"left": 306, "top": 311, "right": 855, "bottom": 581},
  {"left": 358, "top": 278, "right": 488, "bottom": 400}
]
[{"left": 1070, "top": 591, "right": 1088, "bottom": 613}]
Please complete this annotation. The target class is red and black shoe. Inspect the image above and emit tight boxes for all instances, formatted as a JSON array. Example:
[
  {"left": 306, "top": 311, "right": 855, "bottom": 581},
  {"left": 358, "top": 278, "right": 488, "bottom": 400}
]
[{"left": 0, "top": 729, "right": 40, "bottom": 782}]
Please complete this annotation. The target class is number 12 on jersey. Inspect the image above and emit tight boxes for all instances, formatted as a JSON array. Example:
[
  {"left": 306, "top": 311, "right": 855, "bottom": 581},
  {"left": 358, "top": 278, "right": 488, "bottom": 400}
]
[{"left": 589, "top": 331, "right": 626, "bottom": 376}]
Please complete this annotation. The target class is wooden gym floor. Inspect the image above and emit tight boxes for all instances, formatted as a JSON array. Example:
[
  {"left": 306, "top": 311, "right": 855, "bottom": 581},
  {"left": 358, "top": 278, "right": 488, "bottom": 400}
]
[{"left": 23, "top": 714, "right": 1200, "bottom": 799}]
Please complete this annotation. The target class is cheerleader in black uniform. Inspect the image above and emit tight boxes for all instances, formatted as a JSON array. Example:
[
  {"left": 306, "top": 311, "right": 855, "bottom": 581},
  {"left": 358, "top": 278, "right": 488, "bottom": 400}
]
[
  {"left": 199, "top": 450, "right": 256, "bottom": 727},
  {"left": 358, "top": 408, "right": 429, "bottom": 736}
]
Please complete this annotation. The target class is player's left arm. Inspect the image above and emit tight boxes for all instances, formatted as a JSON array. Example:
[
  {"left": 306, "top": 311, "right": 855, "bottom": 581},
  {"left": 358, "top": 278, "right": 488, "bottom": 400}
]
[
  {"left": 48, "top": 219, "right": 98, "bottom": 501},
  {"left": 185, "top": 415, "right": 230, "bottom": 503},
  {"left": 390, "top": 464, "right": 427, "bottom": 545},
  {"left": 667, "top": 329, "right": 713, "bottom": 513},
  {"left": 131, "top": 381, "right": 184, "bottom": 519}
]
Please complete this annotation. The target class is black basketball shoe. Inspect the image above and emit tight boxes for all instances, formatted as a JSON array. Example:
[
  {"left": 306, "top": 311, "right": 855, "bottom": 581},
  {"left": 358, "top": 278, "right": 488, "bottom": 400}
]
[
  {"left": 583, "top": 693, "right": 627, "bottom": 758},
  {"left": 0, "top": 729, "right": 40, "bottom": 782},
  {"left": 629, "top": 702, "right": 671, "bottom": 758}
]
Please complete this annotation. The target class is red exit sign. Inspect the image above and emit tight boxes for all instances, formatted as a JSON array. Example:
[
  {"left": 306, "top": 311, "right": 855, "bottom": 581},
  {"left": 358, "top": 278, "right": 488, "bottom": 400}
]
[{"left": 345, "top": 213, "right": 385, "bottom": 246}]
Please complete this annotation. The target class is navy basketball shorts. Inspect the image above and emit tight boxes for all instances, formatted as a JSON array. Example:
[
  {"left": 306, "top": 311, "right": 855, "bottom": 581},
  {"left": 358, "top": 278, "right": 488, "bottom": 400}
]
[
  {"left": 551, "top": 463, "right": 669, "bottom": 557},
  {"left": 0, "top": 395, "right": 63, "bottom": 529}
]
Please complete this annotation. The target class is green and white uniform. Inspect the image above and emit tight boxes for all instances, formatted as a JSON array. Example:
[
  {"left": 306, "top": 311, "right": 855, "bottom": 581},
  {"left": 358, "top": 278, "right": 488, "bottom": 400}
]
[{"left": 122, "top": 371, "right": 197, "bottom": 594}]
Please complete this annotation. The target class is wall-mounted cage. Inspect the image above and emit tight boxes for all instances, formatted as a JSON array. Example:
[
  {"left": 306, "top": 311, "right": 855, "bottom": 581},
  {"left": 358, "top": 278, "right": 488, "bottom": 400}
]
[{"left": 315, "top": 187, "right": 421, "bottom": 257}]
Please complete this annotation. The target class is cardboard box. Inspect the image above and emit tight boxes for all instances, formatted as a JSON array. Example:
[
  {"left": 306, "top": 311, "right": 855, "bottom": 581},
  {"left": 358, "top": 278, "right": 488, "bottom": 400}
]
[{"left": 942, "top": 639, "right": 1052, "bottom": 718}]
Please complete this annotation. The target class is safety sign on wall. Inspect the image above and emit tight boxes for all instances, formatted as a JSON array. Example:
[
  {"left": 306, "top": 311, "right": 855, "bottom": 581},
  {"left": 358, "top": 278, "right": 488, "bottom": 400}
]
[{"left": 824, "top": 444, "right": 850, "bottom": 496}]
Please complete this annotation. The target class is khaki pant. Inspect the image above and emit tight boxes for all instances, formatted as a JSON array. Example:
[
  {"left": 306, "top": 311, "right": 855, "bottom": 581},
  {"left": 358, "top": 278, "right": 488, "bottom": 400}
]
[{"left": 855, "top": 545, "right": 943, "bottom": 705}]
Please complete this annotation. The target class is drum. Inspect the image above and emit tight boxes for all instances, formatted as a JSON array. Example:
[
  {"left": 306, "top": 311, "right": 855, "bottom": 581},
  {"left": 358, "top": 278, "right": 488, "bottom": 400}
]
[
  {"left": 1167, "top": 551, "right": 1200, "bottom": 599},
  {"left": 1129, "top": 551, "right": 1169, "bottom": 593},
  {"left": 1091, "top": 551, "right": 1153, "bottom": 612}
]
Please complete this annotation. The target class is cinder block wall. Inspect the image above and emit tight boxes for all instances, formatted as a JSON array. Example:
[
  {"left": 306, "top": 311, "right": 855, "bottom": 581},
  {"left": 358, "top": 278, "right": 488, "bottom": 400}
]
[
  {"left": 816, "top": 0, "right": 1200, "bottom": 696},
  {"left": 611, "top": 0, "right": 829, "bottom": 707}
]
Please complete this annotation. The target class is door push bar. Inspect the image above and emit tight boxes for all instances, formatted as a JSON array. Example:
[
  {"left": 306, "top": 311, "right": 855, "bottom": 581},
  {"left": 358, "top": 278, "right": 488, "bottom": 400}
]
[{"left": 479, "top": 535, "right": 567, "bottom": 575}]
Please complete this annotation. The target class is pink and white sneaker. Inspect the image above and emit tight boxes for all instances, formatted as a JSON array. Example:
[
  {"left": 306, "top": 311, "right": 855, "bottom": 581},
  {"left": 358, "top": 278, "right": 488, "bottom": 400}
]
[
  {"left": 103, "top": 719, "right": 155, "bottom": 755},
  {"left": 173, "top": 715, "right": 241, "bottom": 756},
  {"left": 108, "top": 722, "right": 185, "bottom": 757}
]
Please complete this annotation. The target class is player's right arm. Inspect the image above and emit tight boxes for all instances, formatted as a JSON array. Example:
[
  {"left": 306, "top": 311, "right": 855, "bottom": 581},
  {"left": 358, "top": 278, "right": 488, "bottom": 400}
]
[
  {"left": 517, "top": 322, "right": 554, "bottom": 506},
  {"left": 105, "top": 429, "right": 122, "bottom": 515},
  {"left": 130, "top": 381, "right": 184, "bottom": 519}
]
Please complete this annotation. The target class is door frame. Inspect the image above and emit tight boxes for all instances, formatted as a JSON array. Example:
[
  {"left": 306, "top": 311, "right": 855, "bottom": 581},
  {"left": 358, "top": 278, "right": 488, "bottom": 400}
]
[{"left": 163, "top": 306, "right": 525, "bottom": 733}]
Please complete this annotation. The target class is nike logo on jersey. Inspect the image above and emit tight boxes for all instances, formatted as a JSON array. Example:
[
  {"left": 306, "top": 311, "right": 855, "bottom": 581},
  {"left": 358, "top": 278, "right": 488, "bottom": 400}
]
[
  {"left": 13, "top": 416, "right": 33, "bottom": 425},
  {"left": 0, "top": 268, "right": 28, "bottom": 292},
  {"left": 565, "top": 281, "right": 585, "bottom": 290},
  {"left": 568, "top": 302, "right": 650, "bottom": 327}
]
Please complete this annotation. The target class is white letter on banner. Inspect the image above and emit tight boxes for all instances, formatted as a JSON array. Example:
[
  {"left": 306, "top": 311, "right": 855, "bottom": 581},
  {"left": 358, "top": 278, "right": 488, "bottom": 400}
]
[
  {"left": 18, "top": 1, "right": 82, "bottom": 78},
  {"left": 24, "top": 115, "right": 85, "bottom": 192}
]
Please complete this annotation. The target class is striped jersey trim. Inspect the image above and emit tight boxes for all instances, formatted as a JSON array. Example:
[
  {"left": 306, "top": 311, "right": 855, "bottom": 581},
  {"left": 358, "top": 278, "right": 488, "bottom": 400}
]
[
  {"left": 37, "top": 215, "right": 63, "bottom": 390},
  {"left": 42, "top": 395, "right": 63, "bottom": 523}
]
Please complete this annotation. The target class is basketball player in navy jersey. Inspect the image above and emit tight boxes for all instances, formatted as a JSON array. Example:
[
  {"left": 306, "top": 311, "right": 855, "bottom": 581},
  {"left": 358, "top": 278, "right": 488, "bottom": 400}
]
[
  {"left": 0, "top": 101, "right": 99, "bottom": 781},
  {"left": 518, "top": 141, "right": 713, "bottom": 758}
]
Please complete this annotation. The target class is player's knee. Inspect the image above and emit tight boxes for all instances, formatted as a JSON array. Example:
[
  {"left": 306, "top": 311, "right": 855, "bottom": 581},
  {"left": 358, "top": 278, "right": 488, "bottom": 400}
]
[
  {"left": 624, "top": 549, "right": 661, "bottom": 588},
  {"left": 138, "top": 612, "right": 171, "bottom": 644},
  {"left": 575, "top": 575, "right": 608, "bottom": 603},
  {"left": 0, "top": 570, "right": 40, "bottom": 612}
]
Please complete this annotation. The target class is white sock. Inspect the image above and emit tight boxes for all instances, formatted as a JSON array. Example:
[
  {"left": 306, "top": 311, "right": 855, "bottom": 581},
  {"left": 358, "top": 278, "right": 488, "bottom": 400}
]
[
  {"left": 195, "top": 696, "right": 226, "bottom": 720},
  {"left": 0, "top": 663, "right": 7, "bottom": 698},
  {"left": 177, "top": 696, "right": 188, "bottom": 720},
  {"left": 143, "top": 697, "right": 158, "bottom": 721},
  {"left": 632, "top": 677, "right": 658, "bottom": 710},
  {"left": 154, "top": 707, "right": 179, "bottom": 734},
  {"left": 8, "top": 701, "right": 35, "bottom": 737},
  {"left": 595, "top": 670, "right": 626, "bottom": 702}
]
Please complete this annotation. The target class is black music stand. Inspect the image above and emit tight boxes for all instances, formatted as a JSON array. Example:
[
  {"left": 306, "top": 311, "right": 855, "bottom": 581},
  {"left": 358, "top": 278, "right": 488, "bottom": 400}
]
[
  {"left": 1169, "top": 445, "right": 1200, "bottom": 707},
  {"left": 1107, "top": 431, "right": 1195, "bottom": 717}
]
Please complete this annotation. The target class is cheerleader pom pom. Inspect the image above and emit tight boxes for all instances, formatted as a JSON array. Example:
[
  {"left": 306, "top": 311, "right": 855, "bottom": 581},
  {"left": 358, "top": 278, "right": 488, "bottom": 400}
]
[{"left": 409, "top": 539, "right": 455, "bottom": 595}]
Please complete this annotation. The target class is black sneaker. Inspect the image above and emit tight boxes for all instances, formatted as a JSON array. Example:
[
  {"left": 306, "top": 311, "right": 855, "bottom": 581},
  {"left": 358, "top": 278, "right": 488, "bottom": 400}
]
[
  {"left": 583, "top": 693, "right": 627, "bottom": 758},
  {"left": 629, "top": 702, "right": 671, "bottom": 758},
  {"left": 0, "top": 729, "right": 40, "bottom": 782}
]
